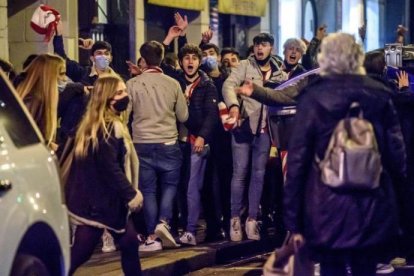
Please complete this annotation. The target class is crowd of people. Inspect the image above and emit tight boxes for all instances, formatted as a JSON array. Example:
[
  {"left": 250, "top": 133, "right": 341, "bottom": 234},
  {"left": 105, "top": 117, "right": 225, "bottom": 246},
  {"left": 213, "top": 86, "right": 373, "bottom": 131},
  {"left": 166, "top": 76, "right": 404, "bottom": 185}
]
[{"left": 1, "top": 11, "right": 414, "bottom": 276}]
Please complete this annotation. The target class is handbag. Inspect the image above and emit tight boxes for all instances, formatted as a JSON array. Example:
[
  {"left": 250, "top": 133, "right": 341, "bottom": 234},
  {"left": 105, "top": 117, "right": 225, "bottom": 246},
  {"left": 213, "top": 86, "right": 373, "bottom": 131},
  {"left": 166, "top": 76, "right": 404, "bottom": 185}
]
[{"left": 263, "top": 232, "right": 314, "bottom": 276}]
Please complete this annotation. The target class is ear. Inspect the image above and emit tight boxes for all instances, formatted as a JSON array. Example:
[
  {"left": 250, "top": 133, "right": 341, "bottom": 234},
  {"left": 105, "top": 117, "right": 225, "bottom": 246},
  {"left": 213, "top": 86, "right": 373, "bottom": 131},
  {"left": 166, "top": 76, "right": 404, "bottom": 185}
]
[
  {"left": 178, "top": 60, "right": 183, "bottom": 68},
  {"left": 217, "top": 54, "right": 221, "bottom": 61},
  {"left": 108, "top": 53, "right": 113, "bottom": 63},
  {"left": 90, "top": 55, "right": 95, "bottom": 64}
]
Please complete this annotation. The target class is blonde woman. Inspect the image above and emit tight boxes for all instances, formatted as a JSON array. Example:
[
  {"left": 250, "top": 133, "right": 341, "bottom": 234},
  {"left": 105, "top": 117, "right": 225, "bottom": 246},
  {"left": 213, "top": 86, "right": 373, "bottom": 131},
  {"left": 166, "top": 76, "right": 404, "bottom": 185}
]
[
  {"left": 65, "top": 75, "right": 143, "bottom": 275},
  {"left": 16, "top": 54, "right": 66, "bottom": 149}
]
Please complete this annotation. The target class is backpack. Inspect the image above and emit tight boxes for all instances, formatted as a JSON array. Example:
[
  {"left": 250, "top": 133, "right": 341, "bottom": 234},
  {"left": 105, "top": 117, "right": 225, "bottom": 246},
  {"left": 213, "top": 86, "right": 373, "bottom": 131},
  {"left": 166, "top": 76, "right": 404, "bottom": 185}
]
[{"left": 317, "top": 102, "right": 382, "bottom": 190}]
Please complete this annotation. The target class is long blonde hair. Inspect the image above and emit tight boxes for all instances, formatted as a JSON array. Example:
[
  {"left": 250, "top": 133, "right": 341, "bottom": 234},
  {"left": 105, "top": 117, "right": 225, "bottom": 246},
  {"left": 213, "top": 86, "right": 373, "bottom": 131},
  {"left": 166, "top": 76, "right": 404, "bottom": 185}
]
[
  {"left": 16, "top": 54, "right": 64, "bottom": 145},
  {"left": 74, "top": 75, "right": 126, "bottom": 158}
]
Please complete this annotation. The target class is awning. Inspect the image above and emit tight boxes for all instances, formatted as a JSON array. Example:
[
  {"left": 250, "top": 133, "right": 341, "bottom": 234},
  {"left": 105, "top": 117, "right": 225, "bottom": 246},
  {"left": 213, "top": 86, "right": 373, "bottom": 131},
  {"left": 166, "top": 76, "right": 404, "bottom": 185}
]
[
  {"left": 218, "top": 0, "right": 267, "bottom": 17},
  {"left": 147, "top": 0, "right": 206, "bottom": 11}
]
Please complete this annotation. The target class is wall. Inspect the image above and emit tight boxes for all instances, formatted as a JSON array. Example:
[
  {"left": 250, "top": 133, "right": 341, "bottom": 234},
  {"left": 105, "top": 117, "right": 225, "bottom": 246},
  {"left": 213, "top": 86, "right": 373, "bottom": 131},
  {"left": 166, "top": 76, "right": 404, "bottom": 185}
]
[
  {"left": 8, "top": 0, "right": 78, "bottom": 71},
  {"left": 0, "top": 0, "right": 7, "bottom": 60}
]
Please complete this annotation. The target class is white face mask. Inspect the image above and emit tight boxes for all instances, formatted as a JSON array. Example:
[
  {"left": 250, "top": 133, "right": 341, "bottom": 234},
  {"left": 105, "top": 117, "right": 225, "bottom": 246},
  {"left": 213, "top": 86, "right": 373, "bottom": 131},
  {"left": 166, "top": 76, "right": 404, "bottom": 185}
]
[
  {"left": 94, "top": 55, "right": 110, "bottom": 71},
  {"left": 57, "top": 78, "right": 72, "bottom": 93}
]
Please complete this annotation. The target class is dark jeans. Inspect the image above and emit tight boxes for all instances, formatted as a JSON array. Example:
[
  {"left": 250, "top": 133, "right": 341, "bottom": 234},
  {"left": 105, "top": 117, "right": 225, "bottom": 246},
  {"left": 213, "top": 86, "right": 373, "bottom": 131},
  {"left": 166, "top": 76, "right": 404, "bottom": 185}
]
[
  {"left": 69, "top": 219, "right": 140, "bottom": 276},
  {"left": 134, "top": 142, "right": 182, "bottom": 234}
]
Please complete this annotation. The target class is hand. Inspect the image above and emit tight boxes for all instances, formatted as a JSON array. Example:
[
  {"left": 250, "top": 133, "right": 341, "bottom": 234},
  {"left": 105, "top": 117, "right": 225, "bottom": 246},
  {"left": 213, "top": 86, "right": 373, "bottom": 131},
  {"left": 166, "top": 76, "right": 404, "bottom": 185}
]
[
  {"left": 163, "top": 26, "right": 182, "bottom": 45},
  {"left": 174, "top": 12, "right": 188, "bottom": 36},
  {"left": 126, "top": 60, "right": 142, "bottom": 76},
  {"left": 193, "top": 136, "right": 205, "bottom": 153},
  {"left": 201, "top": 27, "right": 213, "bottom": 43},
  {"left": 292, "top": 233, "right": 305, "bottom": 251},
  {"left": 397, "top": 25, "right": 408, "bottom": 36},
  {"left": 235, "top": 79, "right": 254, "bottom": 97},
  {"left": 49, "top": 142, "right": 58, "bottom": 152},
  {"left": 316, "top": 24, "right": 327, "bottom": 41},
  {"left": 128, "top": 190, "right": 143, "bottom": 212},
  {"left": 229, "top": 106, "right": 240, "bottom": 120},
  {"left": 83, "top": 85, "right": 93, "bottom": 95},
  {"left": 397, "top": 70, "right": 409, "bottom": 89},
  {"left": 79, "top": 38, "right": 94, "bottom": 50}
]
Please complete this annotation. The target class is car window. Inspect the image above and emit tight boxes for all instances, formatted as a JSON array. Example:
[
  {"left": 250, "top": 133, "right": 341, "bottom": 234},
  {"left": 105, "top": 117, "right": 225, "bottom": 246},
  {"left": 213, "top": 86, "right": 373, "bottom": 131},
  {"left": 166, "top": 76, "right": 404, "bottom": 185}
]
[{"left": 0, "top": 73, "right": 40, "bottom": 148}]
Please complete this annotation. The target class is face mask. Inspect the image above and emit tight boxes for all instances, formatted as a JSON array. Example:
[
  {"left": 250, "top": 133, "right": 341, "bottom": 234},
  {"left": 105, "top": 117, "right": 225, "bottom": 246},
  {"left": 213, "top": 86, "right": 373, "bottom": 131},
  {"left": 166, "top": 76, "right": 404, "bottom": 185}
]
[
  {"left": 112, "top": 96, "right": 130, "bottom": 112},
  {"left": 255, "top": 54, "right": 271, "bottom": 67},
  {"left": 57, "top": 78, "right": 72, "bottom": 93},
  {"left": 200, "top": 56, "right": 218, "bottom": 73},
  {"left": 95, "top": 55, "right": 110, "bottom": 71}
]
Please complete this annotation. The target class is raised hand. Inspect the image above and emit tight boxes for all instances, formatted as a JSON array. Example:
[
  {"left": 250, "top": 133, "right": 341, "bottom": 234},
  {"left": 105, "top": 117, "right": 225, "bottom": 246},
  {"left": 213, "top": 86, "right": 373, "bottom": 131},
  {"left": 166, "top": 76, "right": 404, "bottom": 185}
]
[
  {"left": 397, "top": 70, "right": 409, "bottom": 89},
  {"left": 79, "top": 38, "right": 94, "bottom": 50},
  {"left": 201, "top": 27, "right": 213, "bottom": 43},
  {"left": 174, "top": 12, "right": 188, "bottom": 35},
  {"left": 126, "top": 60, "right": 142, "bottom": 76},
  {"left": 316, "top": 24, "right": 327, "bottom": 41}
]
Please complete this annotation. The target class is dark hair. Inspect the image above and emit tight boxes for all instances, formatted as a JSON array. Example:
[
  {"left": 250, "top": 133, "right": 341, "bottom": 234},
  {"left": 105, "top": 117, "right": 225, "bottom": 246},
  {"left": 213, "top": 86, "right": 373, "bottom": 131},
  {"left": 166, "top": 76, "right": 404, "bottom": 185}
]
[
  {"left": 140, "top": 40, "right": 164, "bottom": 66},
  {"left": 364, "top": 50, "right": 385, "bottom": 75},
  {"left": 164, "top": 52, "right": 178, "bottom": 68},
  {"left": 253, "top": 33, "right": 275, "bottom": 46},
  {"left": 221, "top": 47, "right": 240, "bottom": 59},
  {"left": 23, "top": 54, "right": 39, "bottom": 69},
  {"left": 246, "top": 45, "right": 254, "bottom": 58},
  {"left": 91, "top": 41, "right": 112, "bottom": 56},
  {"left": 200, "top": 43, "right": 220, "bottom": 56},
  {"left": 178, "top": 44, "right": 203, "bottom": 62}
]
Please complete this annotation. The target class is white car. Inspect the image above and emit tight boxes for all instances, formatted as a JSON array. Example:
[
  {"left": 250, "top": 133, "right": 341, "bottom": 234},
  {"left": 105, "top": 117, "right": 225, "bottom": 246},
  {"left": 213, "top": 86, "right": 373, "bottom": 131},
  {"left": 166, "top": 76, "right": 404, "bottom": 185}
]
[{"left": 0, "top": 71, "right": 70, "bottom": 275}]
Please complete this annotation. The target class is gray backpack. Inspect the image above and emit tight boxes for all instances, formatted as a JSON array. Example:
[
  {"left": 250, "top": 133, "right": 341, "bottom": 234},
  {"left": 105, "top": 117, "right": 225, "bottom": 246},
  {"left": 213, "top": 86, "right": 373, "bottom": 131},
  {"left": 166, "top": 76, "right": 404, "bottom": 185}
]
[{"left": 317, "top": 102, "right": 382, "bottom": 190}]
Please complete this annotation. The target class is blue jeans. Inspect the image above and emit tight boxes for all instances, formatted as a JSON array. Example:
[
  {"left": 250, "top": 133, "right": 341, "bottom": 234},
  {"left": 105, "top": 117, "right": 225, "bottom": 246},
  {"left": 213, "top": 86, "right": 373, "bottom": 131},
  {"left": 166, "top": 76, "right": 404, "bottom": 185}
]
[
  {"left": 186, "top": 145, "right": 208, "bottom": 234},
  {"left": 231, "top": 132, "right": 271, "bottom": 219},
  {"left": 134, "top": 142, "right": 182, "bottom": 234}
]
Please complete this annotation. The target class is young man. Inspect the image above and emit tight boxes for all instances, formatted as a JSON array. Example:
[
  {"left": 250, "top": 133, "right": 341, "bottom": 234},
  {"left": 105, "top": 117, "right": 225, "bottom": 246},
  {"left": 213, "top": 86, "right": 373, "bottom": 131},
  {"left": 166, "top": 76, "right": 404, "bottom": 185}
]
[
  {"left": 222, "top": 33, "right": 288, "bottom": 241},
  {"left": 176, "top": 44, "right": 219, "bottom": 245},
  {"left": 127, "top": 41, "right": 188, "bottom": 251},
  {"left": 282, "top": 38, "right": 307, "bottom": 79},
  {"left": 221, "top": 47, "right": 240, "bottom": 69}
]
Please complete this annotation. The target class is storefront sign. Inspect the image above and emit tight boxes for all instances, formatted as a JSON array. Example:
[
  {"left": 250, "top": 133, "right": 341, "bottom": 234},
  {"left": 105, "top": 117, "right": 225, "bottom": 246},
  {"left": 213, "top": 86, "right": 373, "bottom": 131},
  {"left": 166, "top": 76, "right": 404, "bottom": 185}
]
[
  {"left": 148, "top": 0, "right": 206, "bottom": 11},
  {"left": 218, "top": 0, "right": 267, "bottom": 17}
]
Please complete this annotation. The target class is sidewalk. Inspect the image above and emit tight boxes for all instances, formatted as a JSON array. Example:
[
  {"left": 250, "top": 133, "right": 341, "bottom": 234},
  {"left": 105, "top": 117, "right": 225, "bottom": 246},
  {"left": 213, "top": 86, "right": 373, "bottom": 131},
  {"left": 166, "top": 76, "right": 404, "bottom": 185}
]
[{"left": 74, "top": 228, "right": 282, "bottom": 276}]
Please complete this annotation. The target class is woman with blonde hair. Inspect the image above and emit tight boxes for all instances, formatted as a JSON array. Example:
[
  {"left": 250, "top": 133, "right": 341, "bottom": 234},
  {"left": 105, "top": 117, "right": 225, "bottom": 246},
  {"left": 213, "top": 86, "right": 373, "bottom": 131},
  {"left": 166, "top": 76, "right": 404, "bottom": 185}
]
[
  {"left": 65, "top": 75, "right": 143, "bottom": 275},
  {"left": 16, "top": 54, "right": 65, "bottom": 148}
]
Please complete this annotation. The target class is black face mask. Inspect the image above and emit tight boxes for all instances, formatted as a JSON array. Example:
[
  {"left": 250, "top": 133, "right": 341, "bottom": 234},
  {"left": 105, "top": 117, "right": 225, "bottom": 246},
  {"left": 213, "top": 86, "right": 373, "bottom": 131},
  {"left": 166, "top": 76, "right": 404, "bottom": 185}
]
[
  {"left": 112, "top": 96, "right": 130, "bottom": 112},
  {"left": 254, "top": 54, "right": 271, "bottom": 67}
]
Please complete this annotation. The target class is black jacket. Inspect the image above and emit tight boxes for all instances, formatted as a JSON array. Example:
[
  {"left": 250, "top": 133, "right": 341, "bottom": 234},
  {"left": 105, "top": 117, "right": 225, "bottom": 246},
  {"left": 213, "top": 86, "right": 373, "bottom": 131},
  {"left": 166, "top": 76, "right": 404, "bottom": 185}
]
[
  {"left": 284, "top": 74, "right": 407, "bottom": 258},
  {"left": 178, "top": 70, "right": 219, "bottom": 143},
  {"left": 66, "top": 128, "right": 137, "bottom": 231}
]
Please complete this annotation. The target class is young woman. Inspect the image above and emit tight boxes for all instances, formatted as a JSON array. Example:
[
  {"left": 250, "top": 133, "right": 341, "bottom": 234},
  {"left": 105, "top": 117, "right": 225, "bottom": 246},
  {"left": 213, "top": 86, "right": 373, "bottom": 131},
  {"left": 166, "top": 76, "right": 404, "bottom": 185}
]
[
  {"left": 65, "top": 75, "right": 143, "bottom": 275},
  {"left": 16, "top": 53, "right": 66, "bottom": 149}
]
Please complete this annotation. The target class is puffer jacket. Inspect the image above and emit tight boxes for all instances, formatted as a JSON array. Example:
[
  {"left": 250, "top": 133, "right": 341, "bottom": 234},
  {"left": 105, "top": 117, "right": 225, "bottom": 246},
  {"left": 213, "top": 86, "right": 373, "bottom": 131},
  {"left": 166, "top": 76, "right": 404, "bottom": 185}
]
[
  {"left": 222, "top": 55, "right": 288, "bottom": 134},
  {"left": 284, "top": 74, "right": 407, "bottom": 258}
]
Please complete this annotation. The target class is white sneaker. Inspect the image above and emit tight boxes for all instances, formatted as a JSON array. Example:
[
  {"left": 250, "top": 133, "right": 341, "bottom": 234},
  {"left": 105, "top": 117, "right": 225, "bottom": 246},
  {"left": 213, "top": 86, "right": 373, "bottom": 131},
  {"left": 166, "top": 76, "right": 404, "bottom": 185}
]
[
  {"left": 376, "top": 263, "right": 395, "bottom": 274},
  {"left": 155, "top": 221, "right": 180, "bottom": 248},
  {"left": 314, "top": 263, "right": 320, "bottom": 276},
  {"left": 101, "top": 230, "right": 116, "bottom": 253},
  {"left": 245, "top": 218, "right": 260, "bottom": 240},
  {"left": 179, "top": 232, "right": 197, "bottom": 246},
  {"left": 230, "top": 217, "right": 242, "bottom": 242},
  {"left": 138, "top": 237, "right": 162, "bottom": 252}
]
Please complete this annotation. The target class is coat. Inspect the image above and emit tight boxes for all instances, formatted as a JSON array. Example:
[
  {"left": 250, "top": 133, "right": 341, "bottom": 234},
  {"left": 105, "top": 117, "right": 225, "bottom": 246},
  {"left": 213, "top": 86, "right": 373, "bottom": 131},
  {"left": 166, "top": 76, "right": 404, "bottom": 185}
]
[
  {"left": 66, "top": 122, "right": 138, "bottom": 232},
  {"left": 284, "top": 74, "right": 407, "bottom": 261}
]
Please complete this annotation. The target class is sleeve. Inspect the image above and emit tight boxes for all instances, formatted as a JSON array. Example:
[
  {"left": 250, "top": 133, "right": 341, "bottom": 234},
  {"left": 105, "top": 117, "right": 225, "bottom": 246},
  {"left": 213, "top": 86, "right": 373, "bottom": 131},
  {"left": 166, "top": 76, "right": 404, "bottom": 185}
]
[
  {"left": 96, "top": 133, "right": 137, "bottom": 204},
  {"left": 302, "top": 37, "right": 321, "bottom": 70},
  {"left": 283, "top": 94, "right": 318, "bottom": 233},
  {"left": 53, "top": 35, "right": 87, "bottom": 82},
  {"left": 222, "top": 60, "right": 248, "bottom": 108},
  {"left": 382, "top": 99, "right": 407, "bottom": 185},
  {"left": 175, "top": 83, "right": 189, "bottom": 123},
  {"left": 58, "top": 83, "right": 85, "bottom": 117},
  {"left": 195, "top": 84, "right": 219, "bottom": 140}
]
